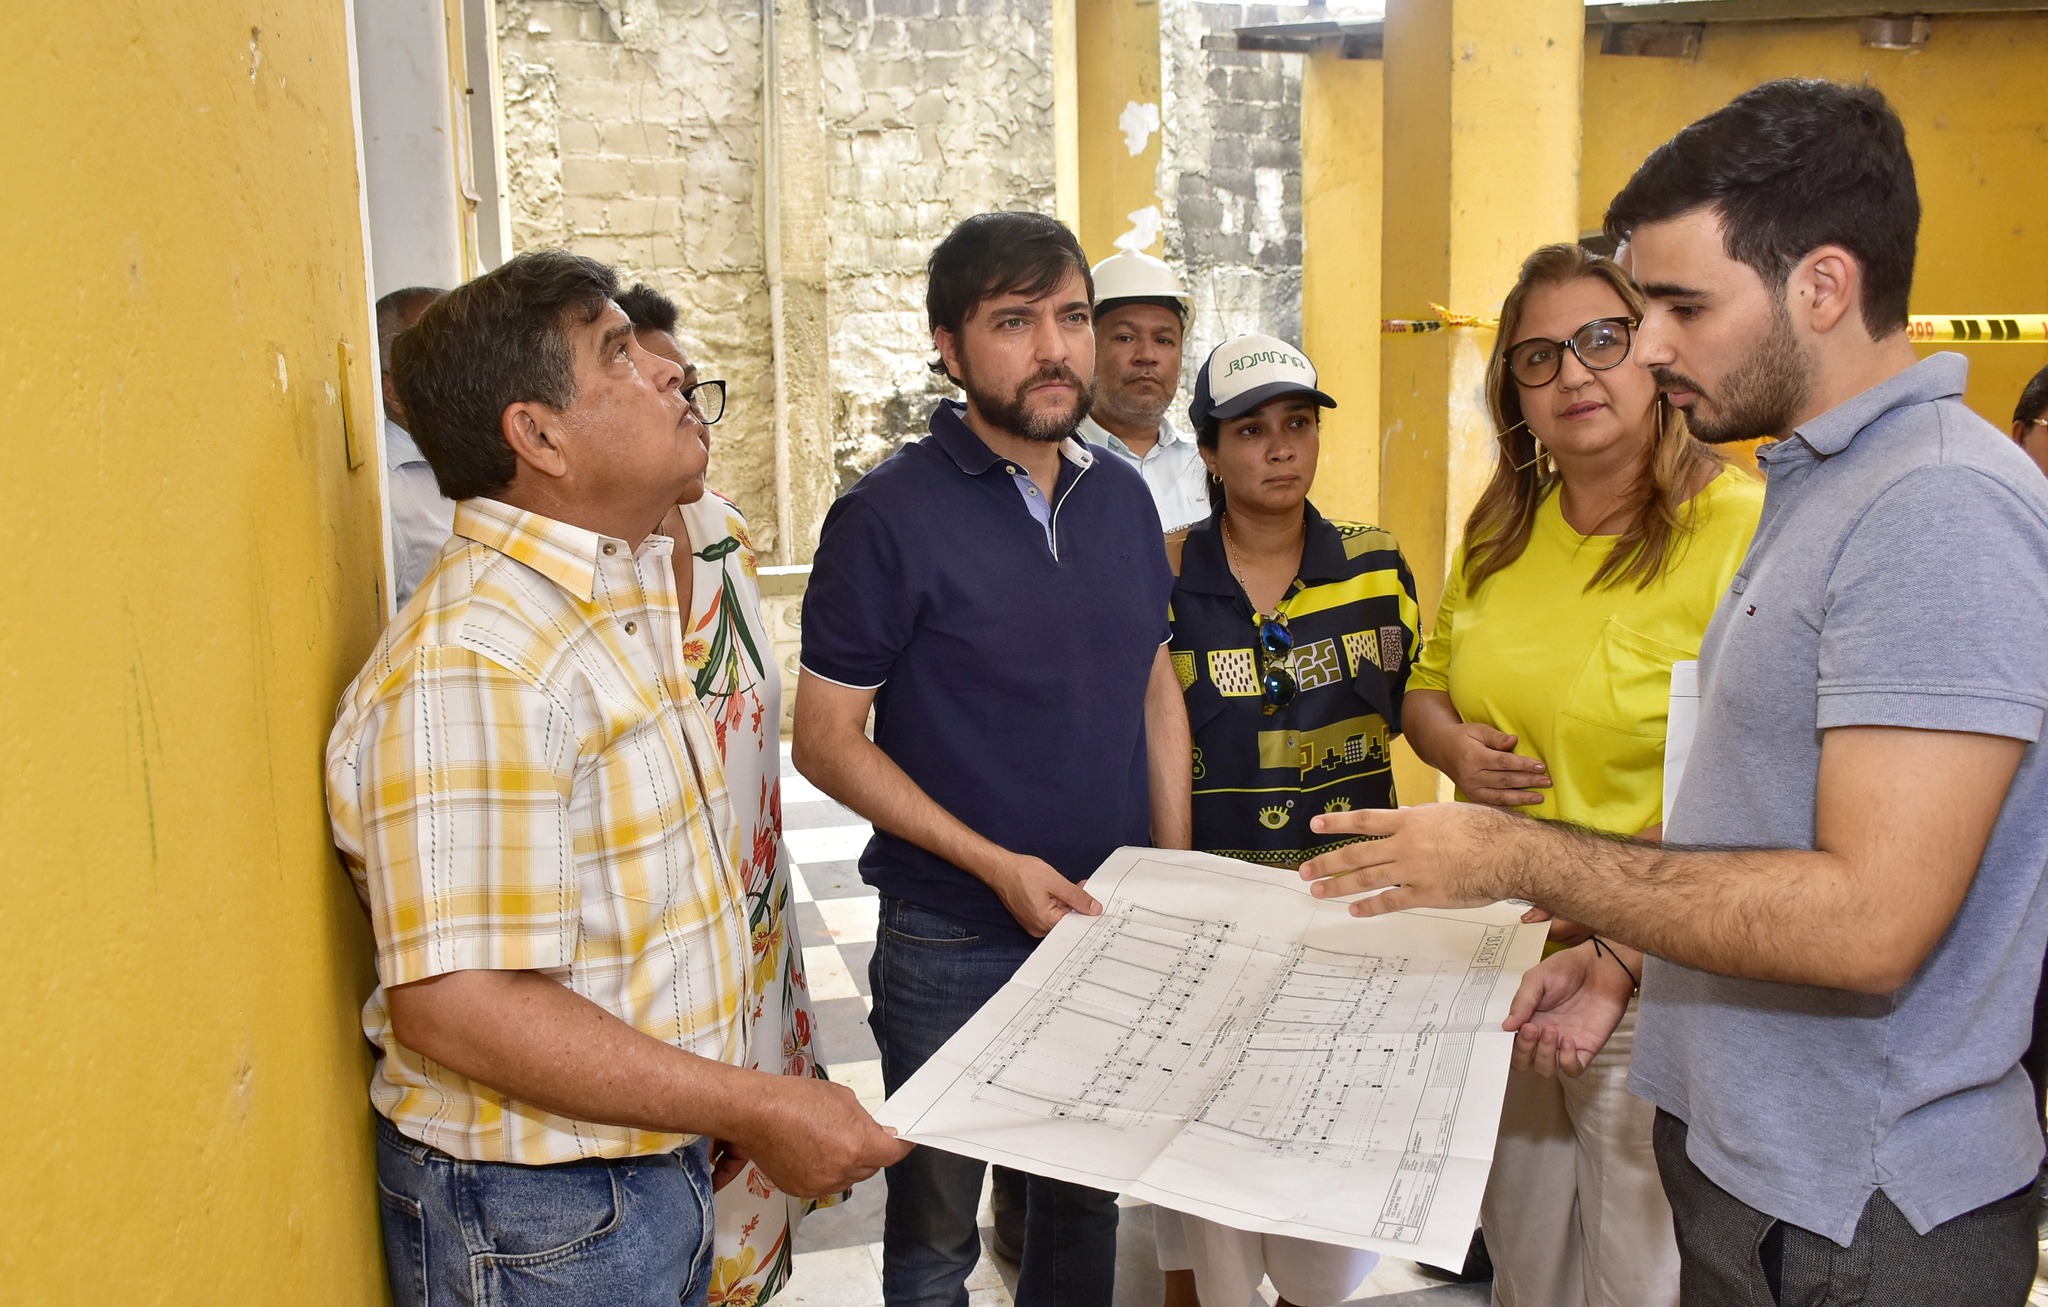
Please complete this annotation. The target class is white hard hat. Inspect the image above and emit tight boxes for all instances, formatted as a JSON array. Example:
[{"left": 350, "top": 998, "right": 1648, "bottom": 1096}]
[{"left": 1089, "top": 249, "right": 1190, "bottom": 319}]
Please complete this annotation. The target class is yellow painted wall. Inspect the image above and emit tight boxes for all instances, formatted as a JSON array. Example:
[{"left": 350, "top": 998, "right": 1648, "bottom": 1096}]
[
  {"left": 0, "top": 2, "right": 390, "bottom": 1301},
  {"left": 1377, "top": 0, "right": 1584, "bottom": 800},
  {"left": 1583, "top": 12, "right": 2048, "bottom": 429},
  {"left": 1052, "top": 0, "right": 1081, "bottom": 231},
  {"left": 1300, "top": 51, "right": 1385, "bottom": 526},
  {"left": 1075, "top": 0, "right": 1166, "bottom": 259}
]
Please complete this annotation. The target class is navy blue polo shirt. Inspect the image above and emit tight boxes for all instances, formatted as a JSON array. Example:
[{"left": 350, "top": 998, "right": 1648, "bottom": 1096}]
[{"left": 800, "top": 400, "right": 1174, "bottom": 943}]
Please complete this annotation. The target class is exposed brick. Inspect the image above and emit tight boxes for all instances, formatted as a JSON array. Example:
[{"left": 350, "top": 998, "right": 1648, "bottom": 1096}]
[
  {"left": 560, "top": 154, "right": 634, "bottom": 196},
  {"left": 507, "top": 0, "right": 1313, "bottom": 503},
  {"left": 555, "top": 117, "right": 603, "bottom": 154}
]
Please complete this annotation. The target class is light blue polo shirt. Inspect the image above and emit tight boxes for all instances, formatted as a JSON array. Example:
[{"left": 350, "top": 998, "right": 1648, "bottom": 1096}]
[{"left": 1633, "top": 353, "right": 2048, "bottom": 1244}]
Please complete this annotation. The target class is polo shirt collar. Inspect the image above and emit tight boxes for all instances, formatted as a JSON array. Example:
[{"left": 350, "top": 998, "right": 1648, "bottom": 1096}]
[
  {"left": 1179, "top": 501, "right": 1342, "bottom": 597},
  {"left": 928, "top": 398, "right": 1097, "bottom": 475},
  {"left": 1294, "top": 503, "right": 1352, "bottom": 583},
  {"left": 1079, "top": 413, "right": 1193, "bottom": 457},
  {"left": 1786, "top": 351, "right": 1968, "bottom": 459},
  {"left": 455, "top": 497, "right": 666, "bottom": 603}
]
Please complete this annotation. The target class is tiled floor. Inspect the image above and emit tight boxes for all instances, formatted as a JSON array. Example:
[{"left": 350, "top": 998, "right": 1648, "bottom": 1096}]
[{"left": 776, "top": 747, "right": 1492, "bottom": 1307}]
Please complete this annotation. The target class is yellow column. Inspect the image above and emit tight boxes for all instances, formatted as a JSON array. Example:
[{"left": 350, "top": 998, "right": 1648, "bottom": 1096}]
[
  {"left": 1300, "top": 49, "right": 1385, "bottom": 526},
  {"left": 1051, "top": 0, "right": 1080, "bottom": 231},
  {"left": 1074, "top": 0, "right": 1166, "bottom": 259},
  {"left": 0, "top": 1, "right": 388, "bottom": 1300},
  {"left": 1379, "top": 0, "right": 1583, "bottom": 798}
]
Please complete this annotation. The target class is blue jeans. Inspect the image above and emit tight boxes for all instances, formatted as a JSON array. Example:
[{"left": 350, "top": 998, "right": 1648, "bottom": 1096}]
[
  {"left": 375, "top": 1114, "right": 713, "bottom": 1307},
  {"left": 871, "top": 897, "right": 1120, "bottom": 1307}
]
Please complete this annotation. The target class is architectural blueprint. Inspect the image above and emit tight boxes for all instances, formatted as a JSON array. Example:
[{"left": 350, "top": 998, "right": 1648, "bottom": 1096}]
[{"left": 875, "top": 848, "right": 1548, "bottom": 1268}]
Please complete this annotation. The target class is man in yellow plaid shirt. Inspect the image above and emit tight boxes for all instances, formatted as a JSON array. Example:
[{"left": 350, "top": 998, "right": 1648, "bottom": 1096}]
[{"left": 326, "top": 250, "right": 908, "bottom": 1307}]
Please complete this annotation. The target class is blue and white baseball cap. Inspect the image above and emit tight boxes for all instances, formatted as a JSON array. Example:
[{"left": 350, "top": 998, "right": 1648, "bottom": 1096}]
[{"left": 1188, "top": 333, "right": 1337, "bottom": 429}]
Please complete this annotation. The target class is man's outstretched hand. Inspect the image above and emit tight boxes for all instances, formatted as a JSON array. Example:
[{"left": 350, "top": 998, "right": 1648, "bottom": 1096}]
[
  {"left": 1298, "top": 803, "right": 1515, "bottom": 916},
  {"left": 1502, "top": 943, "right": 1634, "bottom": 1078}
]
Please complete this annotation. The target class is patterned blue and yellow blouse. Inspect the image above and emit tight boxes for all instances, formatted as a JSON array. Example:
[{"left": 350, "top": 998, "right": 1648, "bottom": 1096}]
[{"left": 1168, "top": 503, "right": 1421, "bottom": 866}]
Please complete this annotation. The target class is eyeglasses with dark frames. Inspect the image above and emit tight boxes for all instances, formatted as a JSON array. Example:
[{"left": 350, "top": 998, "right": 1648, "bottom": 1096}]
[
  {"left": 683, "top": 379, "right": 726, "bottom": 425},
  {"left": 1504, "top": 316, "right": 1638, "bottom": 389}
]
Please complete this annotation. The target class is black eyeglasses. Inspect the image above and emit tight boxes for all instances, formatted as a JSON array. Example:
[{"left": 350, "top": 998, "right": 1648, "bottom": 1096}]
[
  {"left": 1256, "top": 614, "right": 1297, "bottom": 716},
  {"left": 683, "top": 379, "right": 726, "bottom": 425},
  {"left": 1505, "top": 317, "right": 1637, "bottom": 388}
]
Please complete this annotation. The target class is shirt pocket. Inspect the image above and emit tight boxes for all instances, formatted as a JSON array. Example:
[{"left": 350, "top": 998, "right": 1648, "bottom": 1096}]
[{"left": 1558, "top": 616, "right": 1696, "bottom": 739}]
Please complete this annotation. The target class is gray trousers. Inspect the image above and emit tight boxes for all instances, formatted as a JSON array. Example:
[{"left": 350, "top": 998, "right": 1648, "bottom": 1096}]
[{"left": 1653, "top": 1110, "right": 2037, "bottom": 1307}]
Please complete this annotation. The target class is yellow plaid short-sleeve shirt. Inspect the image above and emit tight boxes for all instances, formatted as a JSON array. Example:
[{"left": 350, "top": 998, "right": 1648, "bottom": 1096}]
[{"left": 326, "top": 497, "right": 750, "bottom": 1164}]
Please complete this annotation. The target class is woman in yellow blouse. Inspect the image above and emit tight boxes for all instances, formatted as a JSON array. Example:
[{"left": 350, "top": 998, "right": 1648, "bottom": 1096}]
[{"left": 1402, "top": 244, "right": 1762, "bottom": 1307}]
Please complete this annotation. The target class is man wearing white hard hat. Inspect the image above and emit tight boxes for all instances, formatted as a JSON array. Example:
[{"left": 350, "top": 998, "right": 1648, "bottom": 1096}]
[{"left": 1081, "top": 248, "right": 1210, "bottom": 532}]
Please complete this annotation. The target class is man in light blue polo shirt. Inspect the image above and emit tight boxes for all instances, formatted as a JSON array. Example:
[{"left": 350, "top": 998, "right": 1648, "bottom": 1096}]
[
  {"left": 1080, "top": 249, "right": 1210, "bottom": 532},
  {"left": 1303, "top": 80, "right": 2048, "bottom": 1305}
]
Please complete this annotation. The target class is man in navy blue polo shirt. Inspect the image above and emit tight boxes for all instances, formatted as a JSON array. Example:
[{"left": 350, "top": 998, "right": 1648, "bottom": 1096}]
[{"left": 793, "top": 210, "right": 1191, "bottom": 1307}]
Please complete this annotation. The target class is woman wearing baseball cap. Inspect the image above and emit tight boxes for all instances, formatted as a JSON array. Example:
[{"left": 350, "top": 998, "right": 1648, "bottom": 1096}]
[{"left": 1154, "top": 335, "right": 1421, "bottom": 1307}]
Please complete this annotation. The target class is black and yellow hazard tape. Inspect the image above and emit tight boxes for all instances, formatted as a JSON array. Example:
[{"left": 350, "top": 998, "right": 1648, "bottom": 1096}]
[
  {"left": 1905, "top": 316, "right": 2048, "bottom": 343},
  {"left": 1383, "top": 306, "right": 2048, "bottom": 342}
]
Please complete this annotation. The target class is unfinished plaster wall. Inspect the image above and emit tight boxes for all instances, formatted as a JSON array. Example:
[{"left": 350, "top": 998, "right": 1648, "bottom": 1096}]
[
  {"left": 497, "top": 0, "right": 783, "bottom": 550},
  {"left": 815, "top": 0, "right": 1058, "bottom": 488},
  {"left": 496, "top": 0, "right": 1058, "bottom": 505},
  {"left": 1158, "top": 2, "right": 1314, "bottom": 363},
  {"left": 495, "top": 2, "right": 1315, "bottom": 514}
]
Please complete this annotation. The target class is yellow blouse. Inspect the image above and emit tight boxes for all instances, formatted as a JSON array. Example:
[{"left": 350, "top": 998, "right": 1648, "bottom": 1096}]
[{"left": 1408, "top": 466, "right": 1764, "bottom": 836}]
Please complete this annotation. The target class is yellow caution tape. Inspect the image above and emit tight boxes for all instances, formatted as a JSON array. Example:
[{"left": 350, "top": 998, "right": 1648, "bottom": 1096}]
[
  {"left": 1383, "top": 306, "right": 2048, "bottom": 343},
  {"left": 1379, "top": 303, "right": 1501, "bottom": 333},
  {"left": 1905, "top": 316, "right": 2048, "bottom": 343}
]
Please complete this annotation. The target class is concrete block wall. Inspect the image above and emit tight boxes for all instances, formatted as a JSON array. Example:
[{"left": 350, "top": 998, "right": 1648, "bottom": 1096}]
[
  {"left": 1159, "top": 2, "right": 1314, "bottom": 364},
  {"left": 494, "top": 0, "right": 1310, "bottom": 507},
  {"left": 498, "top": 0, "right": 782, "bottom": 550},
  {"left": 815, "top": 0, "right": 1058, "bottom": 489}
]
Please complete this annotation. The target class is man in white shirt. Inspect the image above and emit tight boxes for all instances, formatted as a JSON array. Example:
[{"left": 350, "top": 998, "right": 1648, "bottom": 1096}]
[
  {"left": 376, "top": 285, "right": 455, "bottom": 607},
  {"left": 1078, "top": 249, "right": 1209, "bottom": 532}
]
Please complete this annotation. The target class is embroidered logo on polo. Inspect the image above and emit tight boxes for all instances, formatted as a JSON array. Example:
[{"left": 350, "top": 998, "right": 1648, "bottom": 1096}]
[
  {"left": 1209, "top": 648, "right": 1260, "bottom": 697},
  {"left": 1293, "top": 638, "right": 1343, "bottom": 693}
]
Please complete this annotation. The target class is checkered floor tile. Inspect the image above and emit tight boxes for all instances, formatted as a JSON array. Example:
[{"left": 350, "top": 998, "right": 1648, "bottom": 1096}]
[{"left": 775, "top": 746, "right": 1491, "bottom": 1306}]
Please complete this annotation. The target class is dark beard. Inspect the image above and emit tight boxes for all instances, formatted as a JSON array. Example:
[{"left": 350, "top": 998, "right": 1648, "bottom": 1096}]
[
  {"left": 962, "top": 363, "right": 1094, "bottom": 444},
  {"left": 1654, "top": 302, "right": 1812, "bottom": 444}
]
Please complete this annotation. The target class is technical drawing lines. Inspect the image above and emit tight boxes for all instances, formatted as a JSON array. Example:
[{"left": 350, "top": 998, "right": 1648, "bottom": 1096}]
[
  {"left": 966, "top": 909, "right": 1286, "bottom": 1130},
  {"left": 874, "top": 848, "right": 1550, "bottom": 1270}
]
